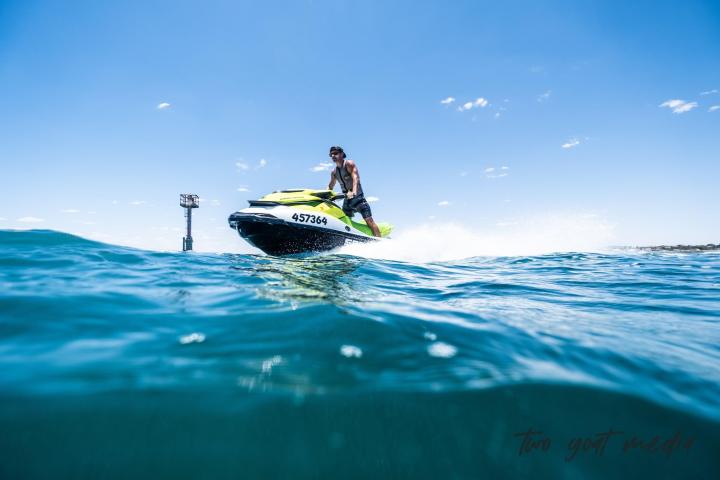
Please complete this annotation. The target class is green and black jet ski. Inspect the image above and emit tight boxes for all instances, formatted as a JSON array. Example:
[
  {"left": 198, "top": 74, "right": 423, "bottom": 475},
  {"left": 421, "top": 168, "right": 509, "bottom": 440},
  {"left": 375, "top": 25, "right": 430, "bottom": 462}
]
[{"left": 228, "top": 189, "right": 392, "bottom": 255}]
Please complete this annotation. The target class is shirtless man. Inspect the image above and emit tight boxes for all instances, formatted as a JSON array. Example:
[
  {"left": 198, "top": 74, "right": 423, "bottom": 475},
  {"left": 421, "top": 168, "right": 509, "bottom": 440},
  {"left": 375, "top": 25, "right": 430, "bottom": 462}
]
[{"left": 327, "top": 145, "right": 381, "bottom": 237}]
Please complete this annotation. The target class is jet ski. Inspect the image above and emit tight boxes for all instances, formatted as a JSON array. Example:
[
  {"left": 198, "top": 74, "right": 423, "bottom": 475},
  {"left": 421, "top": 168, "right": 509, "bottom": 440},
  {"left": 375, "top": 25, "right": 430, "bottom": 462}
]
[{"left": 228, "top": 189, "right": 392, "bottom": 255}]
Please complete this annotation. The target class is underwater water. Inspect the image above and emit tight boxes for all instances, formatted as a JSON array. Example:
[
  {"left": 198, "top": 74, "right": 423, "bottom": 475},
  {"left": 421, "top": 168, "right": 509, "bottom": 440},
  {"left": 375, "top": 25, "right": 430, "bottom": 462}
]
[{"left": 1, "top": 230, "right": 719, "bottom": 479}]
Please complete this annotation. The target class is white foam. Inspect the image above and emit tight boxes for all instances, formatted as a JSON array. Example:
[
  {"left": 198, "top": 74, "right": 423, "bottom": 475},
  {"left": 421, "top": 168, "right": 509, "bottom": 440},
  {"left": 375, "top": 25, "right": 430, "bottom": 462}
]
[
  {"left": 427, "top": 342, "right": 458, "bottom": 358},
  {"left": 179, "top": 332, "right": 206, "bottom": 345},
  {"left": 261, "top": 355, "right": 283, "bottom": 373},
  {"left": 337, "top": 212, "right": 615, "bottom": 262},
  {"left": 340, "top": 345, "right": 363, "bottom": 358}
]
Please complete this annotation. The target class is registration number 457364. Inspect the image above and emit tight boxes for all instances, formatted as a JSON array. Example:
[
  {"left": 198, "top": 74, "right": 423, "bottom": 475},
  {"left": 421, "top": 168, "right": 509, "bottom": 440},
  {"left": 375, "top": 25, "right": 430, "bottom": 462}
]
[{"left": 291, "top": 213, "right": 328, "bottom": 225}]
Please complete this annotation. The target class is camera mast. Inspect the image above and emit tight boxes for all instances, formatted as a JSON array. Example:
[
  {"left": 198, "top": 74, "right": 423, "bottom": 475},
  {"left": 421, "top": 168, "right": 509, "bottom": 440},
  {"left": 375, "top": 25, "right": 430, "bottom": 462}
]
[{"left": 179, "top": 194, "right": 199, "bottom": 251}]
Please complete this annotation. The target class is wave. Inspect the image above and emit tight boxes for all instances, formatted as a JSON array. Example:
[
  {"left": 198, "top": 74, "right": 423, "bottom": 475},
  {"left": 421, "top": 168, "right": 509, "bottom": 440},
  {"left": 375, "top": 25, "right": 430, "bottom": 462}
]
[
  {"left": 0, "top": 229, "right": 103, "bottom": 248},
  {"left": 338, "top": 213, "right": 616, "bottom": 262}
]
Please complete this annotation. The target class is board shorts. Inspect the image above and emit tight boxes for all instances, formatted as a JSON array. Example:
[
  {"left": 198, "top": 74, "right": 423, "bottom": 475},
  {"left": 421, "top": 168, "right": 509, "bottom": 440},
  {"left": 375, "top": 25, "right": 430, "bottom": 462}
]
[{"left": 342, "top": 195, "right": 373, "bottom": 219}]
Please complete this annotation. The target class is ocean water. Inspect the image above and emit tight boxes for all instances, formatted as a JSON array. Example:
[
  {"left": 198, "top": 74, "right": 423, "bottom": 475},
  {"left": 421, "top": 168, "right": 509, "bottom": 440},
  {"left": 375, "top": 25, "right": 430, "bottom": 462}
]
[{"left": 1, "top": 229, "right": 719, "bottom": 479}]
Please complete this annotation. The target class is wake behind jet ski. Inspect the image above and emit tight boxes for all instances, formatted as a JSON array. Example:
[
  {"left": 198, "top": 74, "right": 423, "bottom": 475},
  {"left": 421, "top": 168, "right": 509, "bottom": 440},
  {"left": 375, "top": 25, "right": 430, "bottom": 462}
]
[{"left": 228, "top": 189, "right": 392, "bottom": 255}]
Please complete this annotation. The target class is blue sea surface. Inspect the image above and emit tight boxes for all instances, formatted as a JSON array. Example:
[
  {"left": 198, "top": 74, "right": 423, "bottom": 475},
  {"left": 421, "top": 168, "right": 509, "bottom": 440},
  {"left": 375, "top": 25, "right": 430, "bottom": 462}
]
[{"left": 1, "top": 230, "right": 719, "bottom": 479}]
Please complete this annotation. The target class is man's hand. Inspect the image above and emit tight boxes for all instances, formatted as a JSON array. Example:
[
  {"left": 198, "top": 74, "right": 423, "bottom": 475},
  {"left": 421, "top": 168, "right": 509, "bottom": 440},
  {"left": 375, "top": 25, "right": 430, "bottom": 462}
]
[{"left": 347, "top": 191, "right": 355, "bottom": 199}]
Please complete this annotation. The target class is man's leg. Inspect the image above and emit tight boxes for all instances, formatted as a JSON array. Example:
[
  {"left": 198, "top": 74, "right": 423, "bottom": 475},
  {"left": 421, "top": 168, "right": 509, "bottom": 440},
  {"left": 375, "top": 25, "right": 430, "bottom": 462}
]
[
  {"left": 365, "top": 217, "right": 381, "bottom": 237},
  {"left": 356, "top": 198, "right": 381, "bottom": 237},
  {"left": 342, "top": 198, "right": 354, "bottom": 218}
]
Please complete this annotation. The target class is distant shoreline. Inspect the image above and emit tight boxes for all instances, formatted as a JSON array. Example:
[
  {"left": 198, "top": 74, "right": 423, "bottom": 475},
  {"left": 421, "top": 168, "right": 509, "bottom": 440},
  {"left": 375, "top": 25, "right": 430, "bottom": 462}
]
[{"left": 635, "top": 244, "right": 720, "bottom": 252}]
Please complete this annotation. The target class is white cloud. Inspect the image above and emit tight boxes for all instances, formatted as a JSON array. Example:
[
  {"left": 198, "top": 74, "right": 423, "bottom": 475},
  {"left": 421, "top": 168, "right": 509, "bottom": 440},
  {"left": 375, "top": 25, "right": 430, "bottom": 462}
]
[
  {"left": 157, "top": 102, "right": 171, "bottom": 110},
  {"left": 366, "top": 196, "right": 379, "bottom": 203},
  {"left": 438, "top": 200, "right": 450, "bottom": 207},
  {"left": 709, "top": 105, "right": 720, "bottom": 112},
  {"left": 236, "top": 161, "right": 249, "bottom": 171},
  {"left": 562, "top": 138, "right": 580, "bottom": 149},
  {"left": 130, "top": 200, "right": 147, "bottom": 205},
  {"left": 459, "top": 171, "right": 468, "bottom": 177},
  {"left": 672, "top": 102, "right": 698, "bottom": 113},
  {"left": 237, "top": 186, "right": 250, "bottom": 192},
  {"left": 458, "top": 101, "right": 474, "bottom": 111},
  {"left": 257, "top": 158, "right": 267, "bottom": 169},
  {"left": 209, "top": 199, "right": 221, "bottom": 207},
  {"left": 485, "top": 166, "right": 510, "bottom": 178},
  {"left": 700, "top": 89, "right": 718, "bottom": 95},
  {"left": 0, "top": 217, "right": 6, "bottom": 221},
  {"left": 440, "top": 97, "right": 455, "bottom": 105},
  {"left": 474, "top": 97, "right": 488, "bottom": 108},
  {"left": 458, "top": 97, "right": 489, "bottom": 111},
  {"left": 537, "top": 90, "right": 551, "bottom": 102},
  {"left": 659, "top": 99, "right": 698, "bottom": 114},
  {"left": 660, "top": 99, "right": 685, "bottom": 109},
  {"left": 311, "top": 162, "right": 334, "bottom": 172},
  {"left": 60, "top": 209, "right": 80, "bottom": 214},
  {"left": 111, "top": 200, "right": 118, "bottom": 205},
  {"left": 17, "top": 216, "right": 44, "bottom": 223}
]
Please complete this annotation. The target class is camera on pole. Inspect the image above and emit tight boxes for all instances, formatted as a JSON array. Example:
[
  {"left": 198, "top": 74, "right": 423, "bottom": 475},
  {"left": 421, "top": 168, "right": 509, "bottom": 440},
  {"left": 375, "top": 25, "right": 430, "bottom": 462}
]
[{"left": 180, "top": 194, "right": 199, "bottom": 251}]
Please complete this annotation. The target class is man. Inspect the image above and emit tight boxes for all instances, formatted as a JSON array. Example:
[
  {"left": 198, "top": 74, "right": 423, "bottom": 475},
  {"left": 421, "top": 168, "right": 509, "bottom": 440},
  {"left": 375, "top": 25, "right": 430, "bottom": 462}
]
[{"left": 327, "top": 145, "right": 381, "bottom": 237}]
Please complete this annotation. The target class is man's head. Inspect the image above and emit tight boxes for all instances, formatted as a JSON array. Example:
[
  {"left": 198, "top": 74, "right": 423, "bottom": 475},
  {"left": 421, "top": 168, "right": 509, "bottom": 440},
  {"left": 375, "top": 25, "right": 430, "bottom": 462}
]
[{"left": 329, "top": 146, "right": 346, "bottom": 163}]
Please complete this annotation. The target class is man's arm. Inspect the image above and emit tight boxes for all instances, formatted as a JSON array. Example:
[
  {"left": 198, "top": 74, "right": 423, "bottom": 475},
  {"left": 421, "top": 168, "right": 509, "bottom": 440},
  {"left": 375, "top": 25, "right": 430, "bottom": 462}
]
[
  {"left": 348, "top": 160, "right": 360, "bottom": 198},
  {"left": 328, "top": 171, "right": 336, "bottom": 190}
]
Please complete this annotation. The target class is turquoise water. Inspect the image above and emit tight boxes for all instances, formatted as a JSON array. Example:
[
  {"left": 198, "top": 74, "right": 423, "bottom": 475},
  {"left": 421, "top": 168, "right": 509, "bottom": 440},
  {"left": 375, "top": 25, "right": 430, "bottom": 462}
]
[{"left": 1, "top": 230, "right": 719, "bottom": 479}]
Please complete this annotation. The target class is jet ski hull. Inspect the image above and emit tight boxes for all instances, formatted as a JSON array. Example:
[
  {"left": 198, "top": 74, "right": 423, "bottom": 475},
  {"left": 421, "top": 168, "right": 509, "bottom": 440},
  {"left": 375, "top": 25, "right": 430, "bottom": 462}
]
[{"left": 229, "top": 212, "right": 375, "bottom": 255}]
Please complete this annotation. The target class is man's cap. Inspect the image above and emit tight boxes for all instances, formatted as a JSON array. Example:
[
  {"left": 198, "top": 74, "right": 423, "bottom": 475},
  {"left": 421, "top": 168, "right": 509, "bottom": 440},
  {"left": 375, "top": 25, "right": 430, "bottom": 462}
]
[{"left": 329, "top": 145, "right": 344, "bottom": 154}]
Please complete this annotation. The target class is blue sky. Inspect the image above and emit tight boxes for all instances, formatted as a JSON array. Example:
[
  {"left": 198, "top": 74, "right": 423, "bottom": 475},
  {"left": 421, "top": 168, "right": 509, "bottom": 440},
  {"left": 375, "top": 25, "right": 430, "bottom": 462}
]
[{"left": 1, "top": 0, "right": 718, "bottom": 253}]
